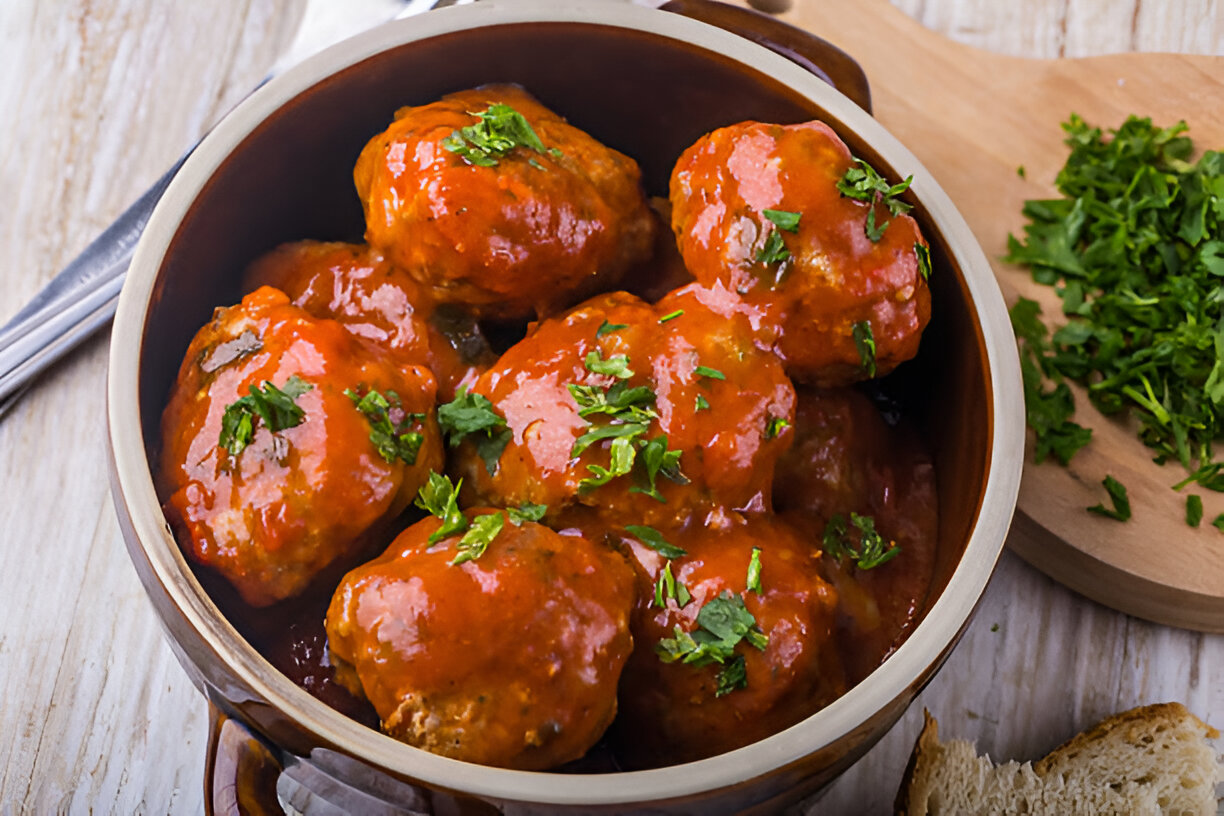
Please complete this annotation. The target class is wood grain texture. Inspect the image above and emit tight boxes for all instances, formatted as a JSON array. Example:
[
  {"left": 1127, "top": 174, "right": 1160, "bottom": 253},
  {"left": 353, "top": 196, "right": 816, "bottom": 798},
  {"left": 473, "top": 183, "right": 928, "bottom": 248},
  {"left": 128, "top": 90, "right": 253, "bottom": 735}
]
[{"left": 0, "top": 1, "right": 1220, "bottom": 814}]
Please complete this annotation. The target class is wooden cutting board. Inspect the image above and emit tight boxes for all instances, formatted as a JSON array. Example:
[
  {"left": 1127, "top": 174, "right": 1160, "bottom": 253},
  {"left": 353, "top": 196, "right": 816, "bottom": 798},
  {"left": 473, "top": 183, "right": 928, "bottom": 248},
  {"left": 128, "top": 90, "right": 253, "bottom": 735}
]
[{"left": 740, "top": 0, "right": 1224, "bottom": 630}]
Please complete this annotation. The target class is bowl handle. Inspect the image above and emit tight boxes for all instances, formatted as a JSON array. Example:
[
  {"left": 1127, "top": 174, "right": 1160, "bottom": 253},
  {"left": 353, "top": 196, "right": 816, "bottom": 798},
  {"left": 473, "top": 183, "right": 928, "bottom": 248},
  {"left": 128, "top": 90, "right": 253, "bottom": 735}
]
[
  {"left": 205, "top": 703, "right": 284, "bottom": 816},
  {"left": 658, "top": 0, "right": 873, "bottom": 114}
]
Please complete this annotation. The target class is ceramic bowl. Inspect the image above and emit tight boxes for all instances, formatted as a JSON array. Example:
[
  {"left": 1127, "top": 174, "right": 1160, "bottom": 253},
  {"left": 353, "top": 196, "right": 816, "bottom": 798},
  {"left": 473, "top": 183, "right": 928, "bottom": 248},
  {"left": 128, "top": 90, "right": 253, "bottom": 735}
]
[{"left": 107, "top": 1, "right": 1024, "bottom": 812}]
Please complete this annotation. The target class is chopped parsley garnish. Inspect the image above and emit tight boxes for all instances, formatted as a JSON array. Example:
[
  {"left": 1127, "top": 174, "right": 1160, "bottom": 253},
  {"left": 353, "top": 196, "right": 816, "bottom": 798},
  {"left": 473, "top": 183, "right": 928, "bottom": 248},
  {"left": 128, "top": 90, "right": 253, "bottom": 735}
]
[
  {"left": 746, "top": 547, "right": 763, "bottom": 594},
  {"left": 695, "top": 394, "right": 711, "bottom": 411},
  {"left": 630, "top": 434, "right": 688, "bottom": 502},
  {"left": 441, "top": 103, "right": 553, "bottom": 167},
  {"left": 625, "top": 524, "right": 687, "bottom": 559},
  {"left": 915, "top": 242, "right": 933, "bottom": 280},
  {"left": 596, "top": 320, "right": 628, "bottom": 338},
  {"left": 852, "top": 321, "right": 877, "bottom": 377},
  {"left": 756, "top": 229, "right": 790, "bottom": 265},
  {"left": 715, "top": 655, "right": 748, "bottom": 697},
  {"left": 451, "top": 512, "right": 504, "bottom": 565},
  {"left": 584, "top": 350, "right": 634, "bottom": 380},
  {"left": 694, "top": 365, "right": 725, "bottom": 381},
  {"left": 506, "top": 502, "right": 547, "bottom": 525},
  {"left": 218, "top": 375, "right": 312, "bottom": 456},
  {"left": 1186, "top": 494, "right": 1204, "bottom": 527},
  {"left": 566, "top": 353, "right": 687, "bottom": 497},
  {"left": 436, "top": 387, "right": 511, "bottom": 476},
  {"left": 1087, "top": 474, "right": 1132, "bottom": 522},
  {"left": 762, "top": 208, "right": 802, "bottom": 232},
  {"left": 822, "top": 512, "right": 901, "bottom": 570},
  {"left": 658, "top": 309, "right": 685, "bottom": 323},
  {"left": 414, "top": 471, "right": 469, "bottom": 545},
  {"left": 764, "top": 415, "right": 790, "bottom": 440},
  {"left": 1213, "top": 514, "right": 1224, "bottom": 532},
  {"left": 755, "top": 208, "right": 802, "bottom": 266},
  {"left": 579, "top": 435, "right": 638, "bottom": 491},
  {"left": 344, "top": 386, "right": 424, "bottom": 466},
  {"left": 655, "top": 590, "right": 769, "bottom": 697},
  {"left": 654, "top": 560, "right": 692, "bottom": 609},
  {"left": 1010, "top": 299, "right": 1094, "bottom": 465},
  {"left": 1006, "top": 115, "right": 1224, "bottom": 497},
  {"left": 837, "top": 158, "right": 914, "bottom": 241}
]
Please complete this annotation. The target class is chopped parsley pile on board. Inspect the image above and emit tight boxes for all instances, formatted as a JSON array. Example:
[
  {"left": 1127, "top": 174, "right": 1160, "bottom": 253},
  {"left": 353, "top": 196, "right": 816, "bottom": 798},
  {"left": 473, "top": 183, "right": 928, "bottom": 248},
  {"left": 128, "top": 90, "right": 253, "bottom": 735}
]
[{"left": 1008, "top": 115, "right": 1224, "bottom": 525}]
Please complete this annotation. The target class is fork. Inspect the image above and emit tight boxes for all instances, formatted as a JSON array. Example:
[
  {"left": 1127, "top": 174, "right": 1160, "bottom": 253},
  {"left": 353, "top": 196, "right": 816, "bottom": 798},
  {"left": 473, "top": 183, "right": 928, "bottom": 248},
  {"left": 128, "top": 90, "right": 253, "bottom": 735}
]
[{"left": 0, "top": 0, "right": 460, "bottom": 415}]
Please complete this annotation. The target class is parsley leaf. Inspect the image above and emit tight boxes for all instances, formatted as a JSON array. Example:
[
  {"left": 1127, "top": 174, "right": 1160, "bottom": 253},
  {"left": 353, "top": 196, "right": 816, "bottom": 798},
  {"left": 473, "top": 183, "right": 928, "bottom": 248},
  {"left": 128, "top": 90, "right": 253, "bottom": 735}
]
[
  {"left": 630, "top": 434, "right": 688, "bottom": 502},
  {"left": 437, "top": 387, "right": 511, "bottom": 476},
  {"left": 345, "top": 386, "right": 424, "bottom": 465},
  {"left": 625, "top": 524, "right": 687, "bottom": 559},
  {"left": 579, "top": 435, "right": 638, "bottom": 491},
  {"left": 694, "top": 365, "right": 725, "bottom": 381},
  {"left": 1186, "top": 494, "right": 1204, "bottom": 527},
  {"left": 822, "top": 512, "right": 901, "bottom": 570},
  {"left": 764, "top": 415, "right": 790, "bottom": 440},
  {"left": 762, "top": 209, "right": 802, "bottom": 232},
  {"left": 755, "top": 229, "right": 790, "bottom": 265},
  {"left": 506, "top": 502, "right": 547, "bottom": 525},
  {"left": 1087, "top": 474, "right": 1132, "bottom": 521},
  {"left": 414, "top": 471, "right": 468, "bottom": 545},
  {"left": 852, "top": 321, "right": 877, "bottom": 377},
  {"left": 584, "top": 350, "right": 634, "bottom": 379},
  {"left": 695, "top": 394, "right": 710, "bottom": 411},
  {"left": 746, "top": 547, "right": 763, "bottom": 594},
  {"left": 653, "top": 560, "right": 692, "bottom": 609},
  {"left": 442, "top": 103, "right": 552, "bottom": 167},
  {"left": 451, "top": 512, "right": 504, "bottom": 565},
  {"left": 218, "top": 376, "right": 312, "bottom": 456},
  {"left": 596, "top": 320, "right": 628, "bottom": 338},
  {"left": 915, "top": 242, "right": 933, "bottom": 280}
]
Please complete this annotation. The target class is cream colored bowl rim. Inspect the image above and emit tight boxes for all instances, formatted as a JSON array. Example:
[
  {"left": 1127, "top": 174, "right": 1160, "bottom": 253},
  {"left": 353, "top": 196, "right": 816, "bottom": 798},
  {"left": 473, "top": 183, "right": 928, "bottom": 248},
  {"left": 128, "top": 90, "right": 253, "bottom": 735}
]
[{"left": 108, "top": 0, "right": 1024, "bottom": 805}]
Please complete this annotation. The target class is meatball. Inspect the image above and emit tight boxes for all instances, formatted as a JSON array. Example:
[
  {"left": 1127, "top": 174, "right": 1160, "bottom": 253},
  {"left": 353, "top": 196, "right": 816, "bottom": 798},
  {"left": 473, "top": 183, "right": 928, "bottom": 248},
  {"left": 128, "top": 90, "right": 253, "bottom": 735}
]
[
  {"left": 670, "top": 120, "right": 932, "bottom": 385},
  {"left": 325, "top": 508, "right": 637, "bottom": 770},
  {"left": 775, "top": 386, "right": 939, "bottom": 682},
  {"left": 449, "top": 287, "right": 795, "bottom": 526},
  {"left": 354, "top": 85, "right": 656, "bottom": 320},
  {"left": 159, "top": 286, "right": 443, "bottom": 606},
  {"left": 608, "top": 515, "right": 843, "bottom": 768},
  {"left": 245, "top": 240, "right": 495, "bottom": 400}
]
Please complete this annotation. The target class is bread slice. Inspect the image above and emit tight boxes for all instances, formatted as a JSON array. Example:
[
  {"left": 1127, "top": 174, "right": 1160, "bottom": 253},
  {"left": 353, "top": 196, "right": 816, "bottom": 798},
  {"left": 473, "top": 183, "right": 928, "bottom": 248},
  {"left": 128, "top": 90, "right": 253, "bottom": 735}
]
[{"left": 896, "top": 703, "right": 1222, "bottom": 816}]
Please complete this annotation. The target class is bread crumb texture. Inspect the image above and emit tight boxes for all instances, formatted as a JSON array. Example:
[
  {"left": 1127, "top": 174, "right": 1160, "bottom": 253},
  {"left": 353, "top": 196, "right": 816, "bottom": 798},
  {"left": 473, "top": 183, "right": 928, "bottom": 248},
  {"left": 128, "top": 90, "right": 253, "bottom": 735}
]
[{"left": 897, "top": 703, "right": 1223, "bottom": 816}]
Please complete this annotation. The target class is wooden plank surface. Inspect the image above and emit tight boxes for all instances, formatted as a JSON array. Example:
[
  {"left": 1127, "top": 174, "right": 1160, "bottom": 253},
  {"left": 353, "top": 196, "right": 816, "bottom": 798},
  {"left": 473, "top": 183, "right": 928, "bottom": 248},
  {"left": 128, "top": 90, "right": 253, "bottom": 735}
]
[{"left": 0, "top": 1, "right": 1220, "bottom": 813}]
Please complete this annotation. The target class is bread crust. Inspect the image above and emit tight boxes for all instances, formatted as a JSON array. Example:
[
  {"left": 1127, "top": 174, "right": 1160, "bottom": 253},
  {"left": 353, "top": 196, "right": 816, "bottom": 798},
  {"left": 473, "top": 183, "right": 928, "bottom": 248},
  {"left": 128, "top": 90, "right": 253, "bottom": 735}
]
[{"left": 894, "top": 703, "right": 1222, "bottom": 816}]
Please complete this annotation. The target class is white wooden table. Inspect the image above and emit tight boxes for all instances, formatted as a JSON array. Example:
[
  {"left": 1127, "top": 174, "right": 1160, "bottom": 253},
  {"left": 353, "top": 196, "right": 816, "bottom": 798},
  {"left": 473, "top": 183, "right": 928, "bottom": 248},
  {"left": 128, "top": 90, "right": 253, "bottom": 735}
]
[{"left": 0, "top": 1, "right": 1220, "bottom": 812}]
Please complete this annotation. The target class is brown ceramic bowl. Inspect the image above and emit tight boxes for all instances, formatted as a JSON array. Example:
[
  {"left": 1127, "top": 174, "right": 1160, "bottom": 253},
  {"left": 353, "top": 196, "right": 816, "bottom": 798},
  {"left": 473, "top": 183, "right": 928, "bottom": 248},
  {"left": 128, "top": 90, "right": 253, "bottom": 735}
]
[{"left": 107, "top": 1, "right": 1024, "bottom": 812}]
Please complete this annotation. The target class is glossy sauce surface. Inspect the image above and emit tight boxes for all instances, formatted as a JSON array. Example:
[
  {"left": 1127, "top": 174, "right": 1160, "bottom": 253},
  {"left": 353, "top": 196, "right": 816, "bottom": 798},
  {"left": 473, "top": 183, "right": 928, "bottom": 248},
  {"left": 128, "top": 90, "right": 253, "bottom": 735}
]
[
  {"left": 246, "top": 240, "right": 495, "bottom": 400},
  {"left": 158, "top": 287, "right": 443, "bottom": 606},
  {"left": 670, "top": 120, "right": 932, "bottom": 385},
  {"left": 324, "top": 511, "right": 636, "bottom": 770},
  {"left": 355, "top": 85, "right": 656, "bottom": 320}
]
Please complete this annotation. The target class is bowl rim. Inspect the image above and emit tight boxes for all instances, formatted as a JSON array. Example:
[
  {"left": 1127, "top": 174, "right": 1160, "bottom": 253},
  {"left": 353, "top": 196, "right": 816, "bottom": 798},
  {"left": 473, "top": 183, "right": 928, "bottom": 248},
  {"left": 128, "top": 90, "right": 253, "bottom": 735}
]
[{"left": 107, "top": 0, "right": 1024, "bottom": 805}]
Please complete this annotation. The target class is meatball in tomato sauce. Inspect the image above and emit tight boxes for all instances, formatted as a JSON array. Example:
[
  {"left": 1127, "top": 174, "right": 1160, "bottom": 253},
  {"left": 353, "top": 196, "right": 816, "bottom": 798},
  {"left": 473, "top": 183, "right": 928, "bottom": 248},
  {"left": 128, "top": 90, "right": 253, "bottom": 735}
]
[
  {"left": 245, "top": 240, "right": 494, "bottom": 401},
  {"left": 158, "top": 286, "right": 443, "bottom": 607},
  {"left": 354, "top": 85, "right": 655, "bottom": 320},
  {"left": 325, "top": 507, "right": 636, "bottom": 770},
  {"left": 608, "top": 515, "right": 843, "bottom": 768},
  {"left": 775, "top": 386, "right": 938, "bottom": 682},
  {"left": 670, "top": 120, "right": 931, "bottom": 385},
  {"left": 448, "top": 288, "right": 795, "bottom": 527}
]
